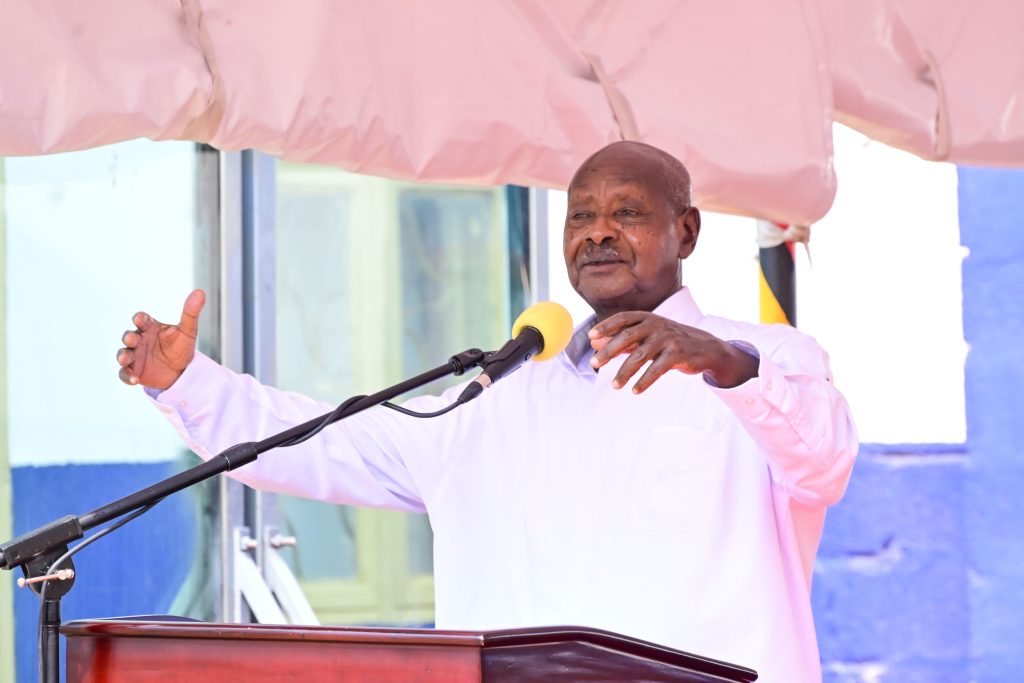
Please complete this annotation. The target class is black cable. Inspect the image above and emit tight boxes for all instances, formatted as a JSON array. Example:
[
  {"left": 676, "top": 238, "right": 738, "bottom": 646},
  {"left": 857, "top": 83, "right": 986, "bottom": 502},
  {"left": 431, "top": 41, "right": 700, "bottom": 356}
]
[
  {"left": 279, "top": 393, "right": 464, "bottom": 446},
  {"left": 276, "top": 394, "right": 368, "bottom": 448},
  {"left": 381, "top": 400, "right": 463, "bottom": 418}
]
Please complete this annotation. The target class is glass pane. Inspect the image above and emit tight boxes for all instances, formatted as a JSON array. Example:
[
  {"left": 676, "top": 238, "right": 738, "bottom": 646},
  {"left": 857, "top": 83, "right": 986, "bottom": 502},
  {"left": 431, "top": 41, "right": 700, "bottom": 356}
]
[
  {"left": 280, "top": 499, "right": 358, "bottom": 580},
  {"left": 398, "top": 189, "right": 508, "bottom": 391},
  {"left": 4, "top": 141, "right": 197, "bottom": 466},
  {"left": 3, "top": 141, "right": 204, "bottom": 681},
  {"left": 406, "top": 514, "right": 434, "bottom": 576},
  {"left": 274, "top": 163, "right": 512, "bottom": 617}
]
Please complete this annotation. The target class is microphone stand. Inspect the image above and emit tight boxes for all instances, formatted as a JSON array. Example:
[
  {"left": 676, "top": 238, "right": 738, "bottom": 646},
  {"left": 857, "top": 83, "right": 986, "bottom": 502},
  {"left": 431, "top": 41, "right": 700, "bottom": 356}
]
[{"left": 0, "top": 347, "right": 486, "bottom": 683}]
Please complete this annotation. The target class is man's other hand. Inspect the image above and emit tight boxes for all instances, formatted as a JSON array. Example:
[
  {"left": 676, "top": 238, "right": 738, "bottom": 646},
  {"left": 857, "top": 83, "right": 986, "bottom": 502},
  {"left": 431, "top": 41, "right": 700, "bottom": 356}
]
[
  {"left": 116, "top": 289, "right": 205, "bottom": 390},
  {"left": 588, "top": 311, "right": 759, "bottom": 393}
]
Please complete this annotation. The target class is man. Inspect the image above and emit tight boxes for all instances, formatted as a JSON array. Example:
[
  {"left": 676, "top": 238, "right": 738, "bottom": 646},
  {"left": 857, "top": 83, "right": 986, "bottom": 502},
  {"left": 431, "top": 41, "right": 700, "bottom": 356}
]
[{"left": 118, "top": 141, "right": 857, "bottom": 682}]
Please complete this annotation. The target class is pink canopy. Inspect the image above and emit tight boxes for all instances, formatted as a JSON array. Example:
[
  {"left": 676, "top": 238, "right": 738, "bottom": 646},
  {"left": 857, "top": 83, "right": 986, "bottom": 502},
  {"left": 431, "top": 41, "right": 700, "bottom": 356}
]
[{"left": 1, "top": 0, "right": 1021, "bottom": 224}]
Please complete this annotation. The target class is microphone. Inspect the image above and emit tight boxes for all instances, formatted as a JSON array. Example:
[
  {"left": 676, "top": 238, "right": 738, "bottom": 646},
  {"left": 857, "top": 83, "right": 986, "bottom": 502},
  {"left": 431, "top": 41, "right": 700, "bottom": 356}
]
[{"left": 457, "top": 301, "right": 574, "bottom": 404}]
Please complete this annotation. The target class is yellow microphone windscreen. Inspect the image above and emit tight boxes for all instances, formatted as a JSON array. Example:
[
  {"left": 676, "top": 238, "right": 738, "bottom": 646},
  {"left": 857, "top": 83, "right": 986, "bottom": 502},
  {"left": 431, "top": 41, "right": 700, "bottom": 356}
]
[{"left": 511, "top": 302, "right": 574, "bottom": 361}]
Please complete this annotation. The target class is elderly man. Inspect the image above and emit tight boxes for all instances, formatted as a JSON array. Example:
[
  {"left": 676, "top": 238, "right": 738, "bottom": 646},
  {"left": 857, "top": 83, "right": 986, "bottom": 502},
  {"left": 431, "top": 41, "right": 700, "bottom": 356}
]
[{"left": 118, "top": 141, "right": 857, "bottom": 682}]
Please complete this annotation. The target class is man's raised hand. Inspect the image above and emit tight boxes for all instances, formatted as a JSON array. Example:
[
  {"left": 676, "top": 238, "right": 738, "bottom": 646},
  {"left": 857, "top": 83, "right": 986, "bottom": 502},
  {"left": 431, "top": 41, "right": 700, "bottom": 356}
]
[
  {"left": 117, "top": 289, "right": 206, "bottom": 390},
  {"left": 588, "top": 311, "right": 759, "bottom": 393}
]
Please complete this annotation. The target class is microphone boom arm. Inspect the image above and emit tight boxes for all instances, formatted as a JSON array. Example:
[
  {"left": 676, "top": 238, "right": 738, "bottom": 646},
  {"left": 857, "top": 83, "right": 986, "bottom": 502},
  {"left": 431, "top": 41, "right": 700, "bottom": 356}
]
[{"left": 0, "top": 347, "right": 486, "bottom": 571}]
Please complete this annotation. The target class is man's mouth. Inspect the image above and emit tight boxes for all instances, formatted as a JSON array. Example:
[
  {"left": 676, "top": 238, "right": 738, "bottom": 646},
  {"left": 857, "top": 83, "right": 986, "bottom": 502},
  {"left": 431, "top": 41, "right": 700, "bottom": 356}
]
[{"left": 579, "top": 249, "right": 627, "bottom": 269}]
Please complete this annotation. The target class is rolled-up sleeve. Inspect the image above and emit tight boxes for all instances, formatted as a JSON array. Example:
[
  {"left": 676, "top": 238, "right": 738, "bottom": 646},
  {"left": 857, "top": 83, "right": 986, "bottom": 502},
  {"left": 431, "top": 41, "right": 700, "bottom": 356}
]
[
  {"left": 709, "top": 331, "right": 858, "bottom": 506},
  {"left": 149, "top": 352, "right": 467, "bottom": 513}
]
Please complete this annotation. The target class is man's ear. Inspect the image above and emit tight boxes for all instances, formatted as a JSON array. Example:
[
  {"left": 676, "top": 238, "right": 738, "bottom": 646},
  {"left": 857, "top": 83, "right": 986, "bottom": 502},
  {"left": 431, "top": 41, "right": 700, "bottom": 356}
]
[{"left": 677, "top": 207, "right": 701, "bottom": 260}]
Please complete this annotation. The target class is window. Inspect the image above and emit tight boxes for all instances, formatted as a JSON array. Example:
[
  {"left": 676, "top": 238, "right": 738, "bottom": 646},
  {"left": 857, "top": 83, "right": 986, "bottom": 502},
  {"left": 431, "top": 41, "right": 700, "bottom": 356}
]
[{"left": 273, "top": 163, "right": 527, "bottom": 624}]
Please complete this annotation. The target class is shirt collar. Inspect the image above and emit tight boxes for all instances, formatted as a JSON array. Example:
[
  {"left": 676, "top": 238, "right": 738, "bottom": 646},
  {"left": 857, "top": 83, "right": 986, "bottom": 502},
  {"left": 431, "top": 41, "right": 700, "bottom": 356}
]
[{"left": 562, "top": 287, "right": 704, "bottom": 371}]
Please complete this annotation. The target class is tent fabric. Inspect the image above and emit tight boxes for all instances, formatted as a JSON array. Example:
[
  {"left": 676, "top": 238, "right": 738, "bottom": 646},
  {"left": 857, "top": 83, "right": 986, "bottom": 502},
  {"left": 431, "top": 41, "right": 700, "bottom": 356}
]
[
  {"left": 1, "top": 0, "right": 1020, "bottom": 225},
  {"left": 825, "top": 0, "right": 1024, "bottom": 166}
]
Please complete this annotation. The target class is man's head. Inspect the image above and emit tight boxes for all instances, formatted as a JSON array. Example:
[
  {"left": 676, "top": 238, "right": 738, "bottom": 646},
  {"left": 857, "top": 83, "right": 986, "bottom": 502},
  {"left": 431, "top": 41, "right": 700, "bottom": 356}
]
[{"left": 563, "top": 141, "right": 701, "bottom": 321}]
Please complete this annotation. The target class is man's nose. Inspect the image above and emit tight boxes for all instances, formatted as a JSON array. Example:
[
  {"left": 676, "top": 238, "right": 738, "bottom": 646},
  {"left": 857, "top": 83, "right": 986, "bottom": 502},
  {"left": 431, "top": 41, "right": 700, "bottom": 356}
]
[{"left": 585, "top": 215, "right": 618, "bottom": 245}]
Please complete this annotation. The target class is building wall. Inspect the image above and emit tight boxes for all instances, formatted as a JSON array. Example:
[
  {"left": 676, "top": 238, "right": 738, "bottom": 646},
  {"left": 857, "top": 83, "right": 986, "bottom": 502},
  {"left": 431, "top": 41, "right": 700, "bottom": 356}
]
[
  {"left": 2, "top": 143, "right": 201, "bottom": 682},
  {"left": 814, "top": 444, "right": 970, "bottom": 682},
  {"left": 10, "top": 461, "right": 196, "bottom": 682},
  {"left": 959, "top": 167, "right": 1024, "bottom": 681},
  {"left": 5, "top": 148, "right": 1020, "bottom": 682},
  {"left": 813, "top": 167, "right": 1024, "bottom": 682},
  {"left": 0, "top": 161, "right": 11, "bottom": 683}
]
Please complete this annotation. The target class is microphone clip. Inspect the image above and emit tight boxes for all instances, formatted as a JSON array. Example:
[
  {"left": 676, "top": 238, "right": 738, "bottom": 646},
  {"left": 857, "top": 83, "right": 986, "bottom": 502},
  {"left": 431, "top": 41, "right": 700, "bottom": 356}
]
[{"left": 447, "top": 348, "right": 487, "bottom": 376}]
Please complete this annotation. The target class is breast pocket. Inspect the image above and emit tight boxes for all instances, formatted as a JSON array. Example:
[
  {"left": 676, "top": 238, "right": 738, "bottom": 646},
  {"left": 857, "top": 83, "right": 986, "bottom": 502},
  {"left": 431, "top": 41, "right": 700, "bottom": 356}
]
[{"left": 628, "top": 425, "right": 726, "bottom": 533}]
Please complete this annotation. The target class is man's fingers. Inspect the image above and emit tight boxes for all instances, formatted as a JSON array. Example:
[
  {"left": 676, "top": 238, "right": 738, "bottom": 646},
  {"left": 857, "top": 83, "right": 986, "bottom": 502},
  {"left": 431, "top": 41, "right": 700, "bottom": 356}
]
[
  {"left": 178, "top": 289, "right": 206, "bottom": 338},
  {"left": 631, "top": 355, "right": 673, "bottom": 394},
  {"left": 611, "top": 343, "right": 656, "bottom": 389},
  {"left": 117, "top": 348, "right": 134, "bottom": 367},
  {"left": 122, "top": 330, "right": 141, "bottom": 348},
  {"left": 591, "top": 320, "right": 650, "bottom": 368},
  {"left": 132, "top": 311, "right": 153, "bottom": 330},
  {"left": 589, "top": 314, "right": 714, "bottom": 393},
  {"left": 118, "top": 366, "right": 138, "bottom": 386},
  {"left": 589, "top": 311, "right": 647, "bottom": 340}
]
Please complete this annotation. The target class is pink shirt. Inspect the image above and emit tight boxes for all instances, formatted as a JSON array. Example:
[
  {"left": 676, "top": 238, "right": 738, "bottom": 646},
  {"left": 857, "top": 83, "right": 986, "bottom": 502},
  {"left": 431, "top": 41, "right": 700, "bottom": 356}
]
[{"left": 151, "top": 287, "right": 857, "bottom": 683}]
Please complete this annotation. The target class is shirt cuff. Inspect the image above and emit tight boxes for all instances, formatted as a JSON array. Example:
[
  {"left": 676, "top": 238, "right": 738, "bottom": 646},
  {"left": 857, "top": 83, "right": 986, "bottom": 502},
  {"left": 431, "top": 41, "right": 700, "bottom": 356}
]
[
  {"left": 148, "top": 352, "right": 223, "bottom": 420},
  {"left": 708, "top": 346, "right": 793, "bottom": 422},
  {"left": 702, "top": 340, "right": 760, "bottom": 389}
]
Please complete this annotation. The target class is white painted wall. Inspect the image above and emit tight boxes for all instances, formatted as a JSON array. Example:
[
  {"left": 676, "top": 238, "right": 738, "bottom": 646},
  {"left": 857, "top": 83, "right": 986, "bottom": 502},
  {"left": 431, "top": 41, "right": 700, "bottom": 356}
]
[
  {"left": 797, "top": 125, "right": 965, "bottom": 445},
  {"left": 5, "top": 141, "right": 197, "bottom": 466}
]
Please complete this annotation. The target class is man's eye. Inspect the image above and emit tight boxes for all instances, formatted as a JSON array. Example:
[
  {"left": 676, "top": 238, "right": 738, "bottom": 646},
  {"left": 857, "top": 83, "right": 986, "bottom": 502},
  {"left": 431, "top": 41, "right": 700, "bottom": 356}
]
[
  {"left": 570, "top": 212, "right": 591, "bottom": 221},
  {"left": 617, "top": 208, "right": 639, "bottom": 217}
]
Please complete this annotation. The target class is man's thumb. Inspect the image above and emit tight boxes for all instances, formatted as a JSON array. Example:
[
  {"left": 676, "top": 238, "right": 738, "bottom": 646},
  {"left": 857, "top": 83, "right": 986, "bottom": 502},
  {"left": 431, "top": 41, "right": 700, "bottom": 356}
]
[{"left": 179, "top": 289, "right": 206, "bottom": 337}]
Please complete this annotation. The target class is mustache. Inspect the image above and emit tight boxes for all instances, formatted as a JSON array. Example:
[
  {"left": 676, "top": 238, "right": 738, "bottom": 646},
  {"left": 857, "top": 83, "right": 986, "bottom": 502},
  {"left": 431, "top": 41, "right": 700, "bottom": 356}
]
[{"left": 579, "top": 245, "right": 626, "bottom": 264}]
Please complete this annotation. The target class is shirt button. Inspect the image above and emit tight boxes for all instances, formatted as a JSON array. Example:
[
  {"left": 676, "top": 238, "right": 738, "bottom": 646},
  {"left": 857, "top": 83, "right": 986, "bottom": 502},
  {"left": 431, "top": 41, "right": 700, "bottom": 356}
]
[
  {"left": 766, "top": 381, "right": 774, "bottom": 391},
  {"left": 179, "top": 401, "right": 187, "bottom": 408},
  {"left": 745, "top": 398, "right": 754, "bottom": 405}
]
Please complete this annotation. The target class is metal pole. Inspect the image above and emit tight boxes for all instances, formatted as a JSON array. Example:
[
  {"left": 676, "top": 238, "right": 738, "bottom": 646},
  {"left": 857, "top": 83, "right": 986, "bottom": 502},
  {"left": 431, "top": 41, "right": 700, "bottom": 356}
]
[
  {"left": 219, "top": 150, "right": 246, "bottom": 621},
  {"left": 41, "top": 599, "right": 59, "bottom": 683},
  {"left": 757, "top": 220, "right": 806, "bottom": 327}
]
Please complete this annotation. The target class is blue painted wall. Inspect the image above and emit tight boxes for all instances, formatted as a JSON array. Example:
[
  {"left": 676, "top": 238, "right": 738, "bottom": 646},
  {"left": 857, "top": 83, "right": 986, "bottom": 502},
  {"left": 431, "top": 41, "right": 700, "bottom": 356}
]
[
  {"left": 813, "top": 167, "right": 1024, "bottom": 682},
  {"left": 959, "top": 167, "right": 1024, "bottom": 681},
  {"left": 814, "top": 444, "right": 970, "bottom": 682},
  {"left": 10, "top": 461, "right": 195, "bottom": 683}
]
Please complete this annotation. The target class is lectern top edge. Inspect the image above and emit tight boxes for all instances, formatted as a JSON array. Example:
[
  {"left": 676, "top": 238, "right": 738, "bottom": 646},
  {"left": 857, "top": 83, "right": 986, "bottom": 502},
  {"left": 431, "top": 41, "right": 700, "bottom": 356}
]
[
  {"left": 479, "top": 625, "right": 757, "bottom": 680},
  {"left": 61, "top": 620, "right": 487, "bottom": 647},
  {"left": 61, "top": 620, "right": 758, "bottom": 682}
]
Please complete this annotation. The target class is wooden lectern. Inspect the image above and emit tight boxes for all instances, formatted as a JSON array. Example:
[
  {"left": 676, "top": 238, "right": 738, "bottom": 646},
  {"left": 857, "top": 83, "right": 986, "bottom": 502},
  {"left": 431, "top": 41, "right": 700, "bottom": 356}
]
[{"left": 62, "top": 620, "right": 758, "bottom": 682}]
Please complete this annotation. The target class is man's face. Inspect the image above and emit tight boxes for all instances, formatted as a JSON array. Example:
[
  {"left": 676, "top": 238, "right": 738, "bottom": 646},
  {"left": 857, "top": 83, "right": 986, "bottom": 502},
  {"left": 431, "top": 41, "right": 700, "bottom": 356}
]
[{"left": 563, "top": 148, "right": 698, "bottom": 317}]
